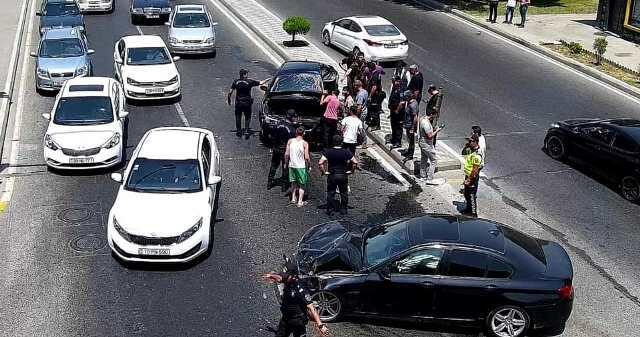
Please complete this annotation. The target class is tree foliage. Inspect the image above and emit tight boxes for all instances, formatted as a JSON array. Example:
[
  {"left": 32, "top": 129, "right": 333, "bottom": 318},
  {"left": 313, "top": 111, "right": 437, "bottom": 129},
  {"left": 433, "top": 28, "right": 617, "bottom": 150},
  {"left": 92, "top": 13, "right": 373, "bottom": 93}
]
[
  {"left": 593, "top": 37, "right": 608, "bottom": 65},
  {"left": 282, "top": 16, "right": 311, "bottom": 42}
]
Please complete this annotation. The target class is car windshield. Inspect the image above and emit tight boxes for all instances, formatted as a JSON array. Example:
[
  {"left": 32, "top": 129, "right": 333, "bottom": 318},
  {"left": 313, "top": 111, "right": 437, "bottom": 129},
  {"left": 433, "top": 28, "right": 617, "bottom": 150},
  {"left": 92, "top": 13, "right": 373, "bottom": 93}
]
[
  {"left": 271, "top": 73, "right": 322, "bottom": 93},
  {"left": 54, "top": 96, "right": 114, "bottom": 125},
  {"left": 125, "top": 159, "right": 202, "bottom": 193},
  {"left": 364, "top": 223, "right": 411, "bottom": 267},
  {"left": 40, "top": 38, "right": 84, "bottom": 58},
  {"left": 44, "top": 3, "right": 80, "bottom": 16},
  {"left": 364, "top": 25, "right": 401, "bottom": 37},
  {"left": 173, "top": 13, "right": 210, "bottom": 28},
  {"left": 127, "top": 47, "right": 171, "bottom": 65}
]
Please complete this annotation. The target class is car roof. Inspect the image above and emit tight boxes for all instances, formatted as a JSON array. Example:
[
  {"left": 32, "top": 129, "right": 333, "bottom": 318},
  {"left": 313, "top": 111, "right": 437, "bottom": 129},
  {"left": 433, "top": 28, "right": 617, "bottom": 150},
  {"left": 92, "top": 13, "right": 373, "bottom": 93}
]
[
  {"left": 175, "top": 4, "right": 206, "bottom": 13},
  {"left": 61, "top": 77, "right": 112, "bottom": 97},
  {"left": 42, "top": 27, "right": 82, "bottom": 40},
  {"left": 122, "top": 35, "right": 166, "bottom": 48},
  {"left": 349, "top": 15, "right": 393, "bottom": 26},
  {"left": 138, "top": 128, "right": 203, "bottom": 160},
  {"left": 278, "top": 61, "right": 323, "bottom": 74}
]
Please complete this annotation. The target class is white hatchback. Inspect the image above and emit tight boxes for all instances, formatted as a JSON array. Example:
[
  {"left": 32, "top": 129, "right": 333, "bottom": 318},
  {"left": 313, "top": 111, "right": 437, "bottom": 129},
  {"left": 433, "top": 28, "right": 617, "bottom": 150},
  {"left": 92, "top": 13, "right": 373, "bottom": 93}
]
[
  {"left": 114, "top": 35, "right": 181, "bottom": 101},
  {"left": 107, "top": 127, "right": 222, "bottom": 263},
  {"left": 43, "top": 77, "right": 127, "bottom": 170},
  {"left": 322, "top": 16, "right": 408, "bottom": 62}
]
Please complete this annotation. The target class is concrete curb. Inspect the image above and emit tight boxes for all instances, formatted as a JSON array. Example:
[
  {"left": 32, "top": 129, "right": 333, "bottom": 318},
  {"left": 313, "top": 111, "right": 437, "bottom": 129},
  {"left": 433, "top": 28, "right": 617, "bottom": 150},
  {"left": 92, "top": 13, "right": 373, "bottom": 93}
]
[{"left": 413, "top": 0, "right": 640, "bottom": 100}]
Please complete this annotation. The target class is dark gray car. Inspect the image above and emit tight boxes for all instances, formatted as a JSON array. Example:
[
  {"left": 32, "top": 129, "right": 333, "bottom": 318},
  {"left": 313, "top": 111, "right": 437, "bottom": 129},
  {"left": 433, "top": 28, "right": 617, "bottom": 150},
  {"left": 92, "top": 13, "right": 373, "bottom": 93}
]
[{"left": 37, "top": 0, "right": 85, "bottom": 36}]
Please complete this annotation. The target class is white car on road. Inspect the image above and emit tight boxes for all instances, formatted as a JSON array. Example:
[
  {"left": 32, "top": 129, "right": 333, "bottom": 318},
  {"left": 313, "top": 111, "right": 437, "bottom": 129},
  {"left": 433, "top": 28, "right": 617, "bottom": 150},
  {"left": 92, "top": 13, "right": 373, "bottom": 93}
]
[
  {"left": 167, "top": 4, "right": 217, "bottom": 55},
  {"left": 113, "top": 35, "right": 181, "bottom": 101},
  {"left": 77, "top": 0, "right": 113, "bottom": 13},
  {"left": 322, "top": 16, "right": 408, "bottom": 62},
  {"left": 107, "top": 127, "right": 222, "bottom": 263},
  {"left": 42, "top": 77, "right": 127, "bottom": 170}
]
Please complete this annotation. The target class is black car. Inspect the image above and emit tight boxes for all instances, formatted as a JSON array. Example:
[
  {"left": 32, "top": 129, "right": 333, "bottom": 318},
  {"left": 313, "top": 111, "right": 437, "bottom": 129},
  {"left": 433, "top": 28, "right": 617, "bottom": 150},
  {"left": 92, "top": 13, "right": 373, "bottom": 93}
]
[
  {"left": 37, "top": 0, "right": 85, "bottom": 36},
  {"left": 544, "top": 118, "right": 640, "bottom": 202},
  {"left": 291, "top": 214, "right": 574, "bottom": 337},
  {"left": 130, "top": 0, "right": 172, "bottom": 24},
  {"left": 259, "top": 61, "right": 338, "bottom": 147}
]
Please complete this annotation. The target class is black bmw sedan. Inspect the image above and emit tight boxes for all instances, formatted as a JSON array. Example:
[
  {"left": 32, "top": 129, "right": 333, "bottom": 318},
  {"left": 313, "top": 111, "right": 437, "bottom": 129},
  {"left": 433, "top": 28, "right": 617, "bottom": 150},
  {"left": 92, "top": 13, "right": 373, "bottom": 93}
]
[
  {"left": 294, "top": 214, "right": 574, "bottom": 337},
  {"left": 544, "top": 118, "right": 640, "bottom": 202}
]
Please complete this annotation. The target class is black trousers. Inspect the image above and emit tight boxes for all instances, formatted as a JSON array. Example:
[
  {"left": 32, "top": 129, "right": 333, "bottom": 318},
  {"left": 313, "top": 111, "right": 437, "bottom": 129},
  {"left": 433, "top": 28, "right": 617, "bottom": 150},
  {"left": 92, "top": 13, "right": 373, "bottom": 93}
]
[
  {"left": 275, "top": 317, "right": 307, "bottom": 337},
  {"left": 368, "top": 106, "right": 381, "bottom": 128},
  {"left": 505, "top": 6, "right": 515, "bottom": 23},
  {"left": 268, "top": 149, "right": 288, "bottom": 185},
  {"left": 404, "top": 128, "right": 415, "bottom": 157},
  {"left": 342, "top": 143, "right": 357, "bottom": 157},
  {"left": 322, "top": 117, "right": 338, "bottom": 149},
  {"left": 463, "top": 175, "right": 479, "bottom": 216},
  {"left": 327, "top": 173, "right": 349, "bottom": 211},
  {"left": 235, "top": 104, "right": 252, "bottom": 131},
  {"left": 519, "top": 4, "right": 529, "bottom": 26},
  {"left": 390, "top": 119, "right": 403, "bottom": 146},
  {"left": 488, "top": 1, "right": 499, "bottom": 22}
]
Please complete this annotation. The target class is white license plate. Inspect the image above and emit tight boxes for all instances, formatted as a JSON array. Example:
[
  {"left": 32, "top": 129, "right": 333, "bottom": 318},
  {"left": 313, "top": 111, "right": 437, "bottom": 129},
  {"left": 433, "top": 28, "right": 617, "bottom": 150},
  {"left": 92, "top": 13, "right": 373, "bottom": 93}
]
[
  {"left": 69, "top": 157, "right": 94, "bottom": 164},
  {"left": 145, "top": 88, "right": 164, "bottom": 94},
  {"left": 384, "top": 44, "right": 398, "bottom": 48},
  {"left": 139, "top": 248, "right": 170, "bottom": 255},
  {"left": 146, "top": 14, "right": 159, "bottom": 18}
]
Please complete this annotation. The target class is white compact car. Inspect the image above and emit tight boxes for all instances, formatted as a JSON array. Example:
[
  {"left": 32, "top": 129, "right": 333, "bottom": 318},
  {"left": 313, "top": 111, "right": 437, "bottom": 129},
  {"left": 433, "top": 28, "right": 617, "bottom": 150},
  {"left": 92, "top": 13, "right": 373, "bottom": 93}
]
[
  {"left": 322, "top": 16, "right": 408, "bottom": 62},
  {"left": 114, "top": 35, "right": 181, "bottom": 101},
  {"left": 107, "top": 127, "right": 222, "bottom": 263},
  {"left": 42, "top": 77, "right": 127, "bottom": 170},
  {"left": 167, "top": 4, "right": 217, "bottom": 55},
  {"left": 77, "top": 0, "right": 113, "bottom": 13}
]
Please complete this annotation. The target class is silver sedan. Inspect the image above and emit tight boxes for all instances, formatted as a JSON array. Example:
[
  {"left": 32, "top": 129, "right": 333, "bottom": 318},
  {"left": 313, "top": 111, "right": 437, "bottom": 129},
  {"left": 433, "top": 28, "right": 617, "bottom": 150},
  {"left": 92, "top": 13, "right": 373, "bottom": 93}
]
[{"left": 166, "top": 4, "right": 217, "bottom": 55}]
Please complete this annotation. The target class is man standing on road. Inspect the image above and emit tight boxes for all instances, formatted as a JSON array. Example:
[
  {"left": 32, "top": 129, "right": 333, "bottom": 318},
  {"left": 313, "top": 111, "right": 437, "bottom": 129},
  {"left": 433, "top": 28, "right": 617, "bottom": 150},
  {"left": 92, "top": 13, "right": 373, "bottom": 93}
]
[
  {"left": 418, "top": 110, "right": 445, "bottom": 185},
  {"left": 462, "top": 134, "right": 483, "bottom": 217},
  {"left": 268, "top": 109, "right": 298, "bottom": 191},
  {"left": 319, "top": 135, "right": 358, "bottom": 216},
  {"left": 400, "top": 90, "right": 419, "bottom": 160},
  {"left": 387, "top": 76, "right": 404, "bottom": 148},
  {"left": 262, "top": 261, "right": 330, "bottom": 337},
  {"left": 407, "top": 64, "right": 424, "bottom": 104},
  {"left": 340, "top": 106, "right": 364, "bottom": 157},
  {"left": 227, "top": 69, "right": 270, "bottom": 138},
  {"left": 425, "top": 85, "right": 443, "bottom": 144},
  {"left": 320, "top": 90, "right": 340, "bottom": 149},
  {"left": 285, "top": 127, "right": 310, "bottom": 208},
  {"left": 355, "top": 80, "right": 369, "bottom": 148}
]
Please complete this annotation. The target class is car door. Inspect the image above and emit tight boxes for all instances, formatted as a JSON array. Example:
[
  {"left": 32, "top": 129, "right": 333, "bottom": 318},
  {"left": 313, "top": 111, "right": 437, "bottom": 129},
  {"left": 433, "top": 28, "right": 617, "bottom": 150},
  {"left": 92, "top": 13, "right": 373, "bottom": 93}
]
[
  {"left": 201, "top": 136, "right": 215, "bottom": 212},
  {"left": 345, "top": 20, "right": 363, "bottom": 52},
  {"left": 361, "top": 246, "right": 445, "bottom": 319},
  {"left": 573, "top": 124, "right": 615, "bottom": 164},
  {"left": 114, "top": 39, "right": 125, "bottom": 80},
  {"left": 330, "top": 19, "right": 351, "bottom": 50},
  {"left": 610, "top": 132, "right": 640, "bottom": 176}
]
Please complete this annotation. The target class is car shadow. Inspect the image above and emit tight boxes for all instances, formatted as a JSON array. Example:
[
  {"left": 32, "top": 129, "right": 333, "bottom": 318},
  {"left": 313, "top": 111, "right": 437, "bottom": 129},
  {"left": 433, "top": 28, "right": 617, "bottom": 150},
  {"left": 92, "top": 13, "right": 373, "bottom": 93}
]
[{"left": 343, "top": 316, "right": 481, "bottom": 336}]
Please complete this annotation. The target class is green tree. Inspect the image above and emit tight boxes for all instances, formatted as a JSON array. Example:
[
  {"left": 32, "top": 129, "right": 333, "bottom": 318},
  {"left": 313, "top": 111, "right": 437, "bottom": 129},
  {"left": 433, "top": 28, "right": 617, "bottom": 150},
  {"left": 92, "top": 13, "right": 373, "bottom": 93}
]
[
  {"left": 593, "top": 37, "right": 608, "bottom": 65},
  {"left": 282, "top": 16, "right": 311, "bottom": 43}
]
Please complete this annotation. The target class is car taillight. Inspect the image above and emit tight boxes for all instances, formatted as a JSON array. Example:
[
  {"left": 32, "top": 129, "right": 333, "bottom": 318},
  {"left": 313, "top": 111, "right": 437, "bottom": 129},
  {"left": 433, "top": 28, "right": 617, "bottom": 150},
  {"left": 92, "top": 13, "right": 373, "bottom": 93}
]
[
  {"left": 558, "top": 283, "right": 573, "bottom": 299},
  {"left": 363, "top": 39, "right": 382, "bottom": 46}
]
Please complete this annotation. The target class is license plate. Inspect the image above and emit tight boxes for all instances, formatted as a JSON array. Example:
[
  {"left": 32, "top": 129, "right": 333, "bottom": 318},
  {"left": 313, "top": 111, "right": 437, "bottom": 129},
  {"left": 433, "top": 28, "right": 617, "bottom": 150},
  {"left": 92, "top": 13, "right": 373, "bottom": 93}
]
[
  {"left": 145, "top": 88, "right": 164, "bottom": 94},
  {"left": 69, "top": 157, "right": 94, "bottom": 164},
  {"left": 384, "top": 44, "right": 398, "bottom": 48},
  {"left": 146, "top": 14, "right": 159, "bottom": 18},
  {"left": 139, "top": 248, "right": 170, "bottom": 255}
]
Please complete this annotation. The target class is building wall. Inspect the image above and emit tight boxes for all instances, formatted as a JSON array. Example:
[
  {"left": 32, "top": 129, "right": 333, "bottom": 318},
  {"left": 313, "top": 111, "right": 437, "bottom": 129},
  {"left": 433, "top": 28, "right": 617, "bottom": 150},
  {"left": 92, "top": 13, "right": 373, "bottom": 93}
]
[{"left": 598, "top": 0, "right": 640, "bottom": 42}]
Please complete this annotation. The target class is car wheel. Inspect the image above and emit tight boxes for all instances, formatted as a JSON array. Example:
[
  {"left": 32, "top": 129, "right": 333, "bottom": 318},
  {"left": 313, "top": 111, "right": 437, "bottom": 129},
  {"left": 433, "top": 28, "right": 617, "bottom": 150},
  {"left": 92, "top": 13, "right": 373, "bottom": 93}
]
[
  {"left": 311, "top": 291, "right": 342, "bottom": 322},
  {"left": 621, "top": 176, "right": 640, "bottom": 202},
  {"left": 322, "top": 31, "right": 331, "bottom": 46},
  {"left": 545, "top": 134, "right": 567, "bottom": 160},
  {"left": 485, "top": 305, "right": 530, "bottom": 337}
]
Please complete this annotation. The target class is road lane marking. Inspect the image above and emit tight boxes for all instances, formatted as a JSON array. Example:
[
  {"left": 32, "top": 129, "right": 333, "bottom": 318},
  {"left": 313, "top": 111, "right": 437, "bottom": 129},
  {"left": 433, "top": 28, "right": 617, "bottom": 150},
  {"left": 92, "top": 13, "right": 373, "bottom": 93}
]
[{"left": 367, "top": 147, "right": 411, "bottom": 187}]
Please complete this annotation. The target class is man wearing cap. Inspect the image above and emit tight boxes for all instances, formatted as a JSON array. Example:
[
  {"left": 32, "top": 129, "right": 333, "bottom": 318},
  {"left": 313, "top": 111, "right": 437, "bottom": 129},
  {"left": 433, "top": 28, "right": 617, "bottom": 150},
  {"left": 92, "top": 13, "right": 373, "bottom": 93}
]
[
  {"left": 407, "top": 64, "right": 424, "bottom": 104},
  {"left": 268, "top": 109, "right": 298, "bottom": 191},
  {"left": 262, "top": 262, "right": 330, "bottom": 337},
  {"left": 227, "top": 69, "right": 270, "bottom": 138},
  {"left": 462, "top": 134, "right": 483, "bottom": 217}
]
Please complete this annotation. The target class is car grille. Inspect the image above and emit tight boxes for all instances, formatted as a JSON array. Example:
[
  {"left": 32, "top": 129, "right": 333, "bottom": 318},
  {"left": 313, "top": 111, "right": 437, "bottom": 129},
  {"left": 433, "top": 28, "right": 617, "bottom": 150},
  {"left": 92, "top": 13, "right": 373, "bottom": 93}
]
[
  {"left": 183, "top": 40, "right": 202, "bottom": 44},
  {"left": 136, "top": 80, "right": 175, "bottom": 87},
  {"left": 143, "top": 7, "right": 161, "bottom": 14},
  {"left": 50, "top": 72, "right": 74, "bottom": 78},
  {"left": 129, "top": 234, "right": 180, "bottom": 246},
  {"left": 61, "top": 147, "right": 101, "bottom": 157}
]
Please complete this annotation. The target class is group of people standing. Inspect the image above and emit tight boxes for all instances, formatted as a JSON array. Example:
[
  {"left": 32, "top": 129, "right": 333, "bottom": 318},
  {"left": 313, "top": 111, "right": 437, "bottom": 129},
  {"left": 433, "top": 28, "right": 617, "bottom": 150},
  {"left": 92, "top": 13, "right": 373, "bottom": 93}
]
[{"left": 487, "top": 0, "right": 530, "bottom": 27}]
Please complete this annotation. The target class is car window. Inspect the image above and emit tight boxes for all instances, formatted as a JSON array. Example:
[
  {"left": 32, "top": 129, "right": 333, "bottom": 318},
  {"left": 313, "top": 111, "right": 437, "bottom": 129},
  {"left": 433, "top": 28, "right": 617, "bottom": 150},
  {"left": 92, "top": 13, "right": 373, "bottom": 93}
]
[
  {"left": 364, "top": 25, "right": 401, "bottom": 36},
  {"left": 364, "top": 223, "right": 410, "bottom": 267},
  {"left": 54, "top": 96, "right": 114, "bottom": 126},
  {"left": 271, "top": 73, "right": 322, "bottom": 93},
  {"left": 44, "top": 3, "right": 79, "bottom": 16},
  {"left": 612, "top": 134, "right": 639, "bottom": 152},
  {"left": 336, "top": 19, "right": 350, "bottom": 29},
  {"left": 580, "top": 126, "right": 615, "bottom": 144},
  {"left": 40, "top": 38, "right": 84, "bottom": 58},
  {"left": 202, "top": 137, "right": 211, "bottom": 177},
  {"left": 125, "top": 158, "right": 202, "bottom": 193},
  {"left": 486, "top": 257, "right": 512, "bottom": 278},
  {"left": 349, "top": 21, "right": 362, "bottom": 33},
  {"left": 117, "top": 40, "right": 125, "bottom": 59},
  {"left": 173, "top": 13, "right": 210, "bottom": 28},
  {"left": 127, "top": 47, "right": 171, "bottom": 65},
  {"left": 112, "top": 83, "right": 120, "bottom": 115},
  {"left": 390, "top": 247, "right": 444, "bottom": 275},
  {"left": 446, "top": 249, "right": 487, "bottom": 278}
]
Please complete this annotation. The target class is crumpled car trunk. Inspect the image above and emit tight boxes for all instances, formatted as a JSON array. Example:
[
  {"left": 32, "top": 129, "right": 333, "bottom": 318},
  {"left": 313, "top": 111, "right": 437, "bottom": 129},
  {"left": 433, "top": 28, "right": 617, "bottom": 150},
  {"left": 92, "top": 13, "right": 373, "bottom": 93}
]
[{"left": 296, "top": 221, "right": 365, "bottom": 275}]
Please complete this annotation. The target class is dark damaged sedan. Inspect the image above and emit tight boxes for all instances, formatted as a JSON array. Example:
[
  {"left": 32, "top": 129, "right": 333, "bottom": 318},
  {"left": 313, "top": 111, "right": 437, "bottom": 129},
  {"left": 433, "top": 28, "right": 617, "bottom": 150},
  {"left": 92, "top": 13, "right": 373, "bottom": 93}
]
[{"left": 292, "top": 214, "right": 574, "bottom": 337}]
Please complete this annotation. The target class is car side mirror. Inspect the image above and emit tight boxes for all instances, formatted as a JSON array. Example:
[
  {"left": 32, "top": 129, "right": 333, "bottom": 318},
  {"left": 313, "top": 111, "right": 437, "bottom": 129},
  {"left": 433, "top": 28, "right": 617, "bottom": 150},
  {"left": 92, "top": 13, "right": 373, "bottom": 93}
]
[
  {"left": 41, "top": 113, "right": 51, "bottom": 120},
  {"left": 260, "top": 85, "right": 268, "bottom": 92},
  {"left": 377, "top": 266, "right": 391, "bottom": 281},
  {"left": 208, "top": 175, "right": 221, "bottom": 185},
  {"left": 30, "top": 51, "right": 37, "bottom": 57},
  {"left": 120, "top": 110, "right": 129, "bottom": 119},
  {"left": 164, "top": 21, "right": 170, "bottom": 26},
  {"left": 111, "top": 172, "right": 123, "bottom": 183},
  {"left": 87, "top": 49, "right": 95, "bottom": 55},
  {"left": 212, "top": 22, "right": 219, "bottom": 26},
  {"left": 172, "top": 56, "right": 180, "bottom": 62}
]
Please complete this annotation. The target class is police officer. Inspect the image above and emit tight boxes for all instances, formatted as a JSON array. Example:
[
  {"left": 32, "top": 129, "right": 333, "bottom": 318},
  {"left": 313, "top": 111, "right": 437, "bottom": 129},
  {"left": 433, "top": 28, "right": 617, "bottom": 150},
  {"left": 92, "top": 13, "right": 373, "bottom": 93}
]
[
  {"left": 262, "top": 261, "right": 330, "bottom": 337},
  {"left": 268, "top": 109, "right": 298, "bottom": 191},
  {"left": 319, "top": 135, "right": 358, "bottom": 216},
  {"left": 227, "top": 69, "right": 270, "bottom": 138}
]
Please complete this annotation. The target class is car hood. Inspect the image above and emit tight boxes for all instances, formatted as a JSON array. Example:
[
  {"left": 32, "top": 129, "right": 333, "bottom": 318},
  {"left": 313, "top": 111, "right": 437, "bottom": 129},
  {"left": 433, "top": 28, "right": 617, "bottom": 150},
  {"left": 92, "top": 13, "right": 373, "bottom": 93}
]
[
  {"left": 41, "top": 15, "right": 83, "bottom": 28},
  {"left": 48, "top": 124, "right": 118, "bottom": 149},
  {"left": 38, "top": 56, "right": 86, "bottom": 72},
  {"left": 170, "top": 27, "right": 213, "bottom": 41},
  {"left": 111, "top": 190, "right": 206, "bottom": 237},
  {"left": 297, "top": 221, "right": 366, "bottom": 275},
  {"left": 124, "top": 64, "right": 178, "bottom": 82}
]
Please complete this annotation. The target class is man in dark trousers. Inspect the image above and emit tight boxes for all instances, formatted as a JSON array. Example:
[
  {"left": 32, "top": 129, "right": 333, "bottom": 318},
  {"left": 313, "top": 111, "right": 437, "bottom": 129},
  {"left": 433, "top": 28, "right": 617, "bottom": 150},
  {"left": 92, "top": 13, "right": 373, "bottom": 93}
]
[
  {"left": 399, "top": 90, "right": 419, "bottom": 160},
  {"left": 268, "top": 109, "right": 298, "bottom": 191},
  {"left": 387, "top": 76, "right": 404, "bottom": 148},
  {"left": 488, "top": 0, "right": 499, "bottom": 23},
  {"left": 319, "top": 135, "right": 358, "bottom": 216},
  {"left": 227, "top": 69, "right": 270, "bottom": 138},
  {"left": 425, "top": 85, "right": 444, "bottom": 145},
  {"left": 262, "top": 261, "right": 330, "bottom": 337},
  {"left": 407, "top": 64, "right": 424, "bottom": 104},
  {"left": 462, "top": 134, "right": 483, "bottom": 217}
]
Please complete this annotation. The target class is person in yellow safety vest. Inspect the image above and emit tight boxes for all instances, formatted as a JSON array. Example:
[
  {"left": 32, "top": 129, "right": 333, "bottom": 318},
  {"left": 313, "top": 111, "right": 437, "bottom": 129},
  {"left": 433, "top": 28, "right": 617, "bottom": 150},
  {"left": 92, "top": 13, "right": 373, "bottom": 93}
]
[{"left": 462, "top": 134, "right": 483, "bottom": 217}]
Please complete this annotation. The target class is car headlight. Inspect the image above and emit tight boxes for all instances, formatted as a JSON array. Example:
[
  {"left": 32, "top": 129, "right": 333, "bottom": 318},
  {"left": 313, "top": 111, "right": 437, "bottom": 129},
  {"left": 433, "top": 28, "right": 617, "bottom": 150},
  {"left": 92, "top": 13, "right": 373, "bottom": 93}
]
[
  {"left": 44, "top": 134, "right": 59, "bottom": 151},
  {"left": 101, "top": 0, "right": 111, "bottom": 3},
  {"left": 37, "top": 68, "right": 49, "bottom": 78},
  {"left": 551, "top": 123, "right": 560, "bottom": 128},
  {"left": 161, "top": 7, "right": 171, "bottom": 13},
  {"left": 177, "top": 218, "right": 203, "bottom": 243},
  {"left": 132, "top": 8, "right": 143, "bottom": 14},
  {"left": 168, "top": 36, "right": 179, "bottom": 44},
  {"left": 75, "top": 64, "right": 89, "bottom": 76},
  {"left": 126, "top": 77, "right": 141, "bottom": 86},
  {"left": 102, "top": 132, "right": 121, "bottom": 149},
  {"left": 113, "top": 217, "right": 132, "bottom": 242},
  {"left": 204, "top": 37, "right": 215, "bottom": 44},
  {"left": 167, "top": 75, "right": 178, "bottom": 84}
]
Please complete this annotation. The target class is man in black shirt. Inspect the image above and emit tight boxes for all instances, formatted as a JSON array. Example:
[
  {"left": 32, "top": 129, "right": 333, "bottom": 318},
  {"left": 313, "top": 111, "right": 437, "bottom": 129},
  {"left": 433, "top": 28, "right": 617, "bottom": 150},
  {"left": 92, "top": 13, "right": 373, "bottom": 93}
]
[
  {"left": 387, "top": 76, "right": 404, "bottom": 148},
  {"left": 268, "top": 109, "right": 298, "bottom": 191},
  {"left": 227, "top": 69, "right": 270, "bottom": 138},
  {"left": 262, "top": 261, "right": 329, "bottom": 337},
  {"left": 425, "top": 85, "right": 444, "bottom": 145},
  {"left": 407, "top": 64, "right": 424, "bottom": 104},
  {"left": 319, "top": 135, "right": 358, "bottom": 215}
]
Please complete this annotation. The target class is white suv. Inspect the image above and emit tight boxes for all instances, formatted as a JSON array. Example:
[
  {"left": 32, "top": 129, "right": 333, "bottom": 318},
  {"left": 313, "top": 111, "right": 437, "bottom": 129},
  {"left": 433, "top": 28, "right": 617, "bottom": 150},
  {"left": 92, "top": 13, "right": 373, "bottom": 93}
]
[
  {"left": 42, "top": 77, "right": 127, "bottom": 170},
  {"left": 114, "top": 35, "right": 181, "bottom": 101},
  {"left": 107, "top": 127, "right": 222, "bottom": 263}
]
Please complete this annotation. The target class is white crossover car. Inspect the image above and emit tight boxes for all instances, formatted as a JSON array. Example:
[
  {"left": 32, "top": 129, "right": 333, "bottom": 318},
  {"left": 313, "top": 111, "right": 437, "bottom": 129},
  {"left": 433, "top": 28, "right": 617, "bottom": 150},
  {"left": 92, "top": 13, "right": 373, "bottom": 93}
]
[
  {"left": 108, "top": 127, "right": 222, "bottom": 263},
  {"left": 114, "top": 35, "right": 181, "bottom": 101},
  {"left": 77, "top": 0, "right": 113, "bottom": 13},
  {"left": 167, "top": 4, "right": 217, "bottom": 55},
  {"left": 322, "top": 16, "right": 408, "bottom": 62},
  {"left": 42, "top": 77, "right": 127, "bottom": 170}
]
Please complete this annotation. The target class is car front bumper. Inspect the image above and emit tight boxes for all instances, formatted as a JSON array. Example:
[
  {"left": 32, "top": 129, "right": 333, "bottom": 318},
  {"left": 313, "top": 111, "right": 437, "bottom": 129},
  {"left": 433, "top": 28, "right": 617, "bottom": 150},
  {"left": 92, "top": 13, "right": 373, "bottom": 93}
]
[
  {"left": 44, "top": 144, "right": 122, "bottom": 170},
  {"left": 36, "top": 72, "right": 88, "bottom": 91},
  {"left": 124, "top": 81, "right": 181, "bottom": 100},
  {"left": 364, "top": 45, "right": 409, "bottom": 62},
  {"left": 79, "top": 2, "right": 113, "bottom": 12},
  {"left": 169, "top": 42, "right": 216, "bottom": 54}
]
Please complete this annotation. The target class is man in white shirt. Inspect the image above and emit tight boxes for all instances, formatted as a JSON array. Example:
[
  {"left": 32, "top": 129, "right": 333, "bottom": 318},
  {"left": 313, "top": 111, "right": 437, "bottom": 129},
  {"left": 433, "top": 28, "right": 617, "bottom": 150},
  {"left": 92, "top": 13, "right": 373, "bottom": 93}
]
[
  {"left": 418, "top": 111, "right": 444, "bottom": 185},
  {"left": 472, "top": 125, "right": 486, "bottom": 168},
  {"left": 340, "top": 106, "right": 364, "bottom": 157}
]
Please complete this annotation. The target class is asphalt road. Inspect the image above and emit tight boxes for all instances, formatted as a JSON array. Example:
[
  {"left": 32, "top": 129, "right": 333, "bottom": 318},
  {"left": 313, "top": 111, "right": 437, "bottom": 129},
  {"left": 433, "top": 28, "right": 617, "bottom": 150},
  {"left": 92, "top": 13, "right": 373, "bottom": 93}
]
[{"left": 0, "top": 1, "right": 464, "bottom": 336}]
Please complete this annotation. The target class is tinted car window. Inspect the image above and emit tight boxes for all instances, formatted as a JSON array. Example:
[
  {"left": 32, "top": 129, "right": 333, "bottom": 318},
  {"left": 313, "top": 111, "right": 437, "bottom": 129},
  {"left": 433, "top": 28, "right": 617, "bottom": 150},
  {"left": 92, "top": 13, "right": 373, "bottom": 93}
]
[
  {"left": 54, "top": 97, "right": 114, "bottom": 126},
  {"left": 126, "top": 159, "right": 202, "bottom": 193},
  {"left": 390, "top": 247, "right": 444, "bottom": 275},
  {"left": 271, "top": 73, "right": 322, "bottom": 93},
  {"left": 349, "top": 22, "right": 362, "bottom": 32},
  {"left": 486, "top": 257, "right": 512, "bottom": 278},
  {"left": 365, "top": 223, "right": 410, "bottom": 267},
  {"left": 127, "top": 47, "right": 171, "bottom": 65},
  {"left": 364, "top": 25, "right": 401, "bottom": 36},
  {"left": 173, "top": 13, "right": 210, "bottom": 28},
  {"left": 447, "top": 250, "right": 487, "bottom": 278},
  {"left": 40, "top": 38, "right": 84, "bottom": 58},
  {"left": 613, "top": 134, "right": 639, "bottom": 152},
  {"left": 44, "top": 3, "right": 80, "bottom": 16}
]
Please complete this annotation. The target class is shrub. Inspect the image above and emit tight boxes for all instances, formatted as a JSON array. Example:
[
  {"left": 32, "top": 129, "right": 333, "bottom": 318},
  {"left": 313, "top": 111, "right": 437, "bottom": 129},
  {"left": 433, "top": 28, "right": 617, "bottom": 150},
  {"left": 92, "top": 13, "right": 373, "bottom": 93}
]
[
  {"left": 282, "top": 16, "right": 311, "bottom": 43},
  {"left": 593, "top": 37, "right": 608, "bottom": 65},
  {"left": 567, "top": 42, "right": 583, "bottom": 55}
]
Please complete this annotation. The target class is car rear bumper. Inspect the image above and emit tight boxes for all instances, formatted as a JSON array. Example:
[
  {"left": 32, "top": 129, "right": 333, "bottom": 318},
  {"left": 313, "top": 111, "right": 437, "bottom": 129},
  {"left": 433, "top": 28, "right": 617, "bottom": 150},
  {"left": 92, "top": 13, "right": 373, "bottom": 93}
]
[
  {"left": 131, "top": 12, "right": 170, "bottom": 20},
  {"left": 364, "top": 45, "right": 409, "bottom": 62},
  {"left": 44, "top": 145, "right": 122, "bottom": 170},
  {"left": 528, "top": 298, "right": 573, "bottom": 332}
]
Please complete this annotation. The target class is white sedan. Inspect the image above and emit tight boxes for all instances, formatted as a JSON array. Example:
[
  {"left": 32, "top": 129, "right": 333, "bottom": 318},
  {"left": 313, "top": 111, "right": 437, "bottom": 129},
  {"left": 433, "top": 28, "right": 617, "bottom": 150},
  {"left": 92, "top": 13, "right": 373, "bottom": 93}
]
[
  {"left": 322, "top": 16, "right": 408, "bottom": 62},
  {"left": 107, "top": 127, "right": 222, "bottom": 263},
  {"left": 42, "top": 77, "right": 127, "bottom": 170},
  {"left": 114, "top": 35, "right": 181, "bottom": 101},
  {"left": 77, "top": 0, "right": 113, "bottom": 13}
]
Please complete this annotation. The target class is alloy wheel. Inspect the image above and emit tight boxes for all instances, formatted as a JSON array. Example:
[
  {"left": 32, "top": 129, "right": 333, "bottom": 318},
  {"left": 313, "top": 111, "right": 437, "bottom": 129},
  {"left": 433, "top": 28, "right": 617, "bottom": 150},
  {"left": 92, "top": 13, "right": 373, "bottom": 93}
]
[
  {"left": 490, "top": 307, "right": 528, "bottom": 337},
  {"left": 621, "top": 176, "right": 640, "bottom": 202},
  {"left": 546, "top": 135, "right": 565, "bottom": 160},
  {"left": 311, "top": 291, "right": 342, "bottom": 322},
  {"left": 322, "top": 31, "right": 331, "bottom": 46}
]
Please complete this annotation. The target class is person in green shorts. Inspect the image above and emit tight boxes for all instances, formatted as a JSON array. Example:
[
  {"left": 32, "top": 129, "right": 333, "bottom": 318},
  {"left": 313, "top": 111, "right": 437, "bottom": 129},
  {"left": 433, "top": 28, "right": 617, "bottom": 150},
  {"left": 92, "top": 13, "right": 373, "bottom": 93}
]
[{"left": 285, "top": 127, "right": 310, "bottom": 207}]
